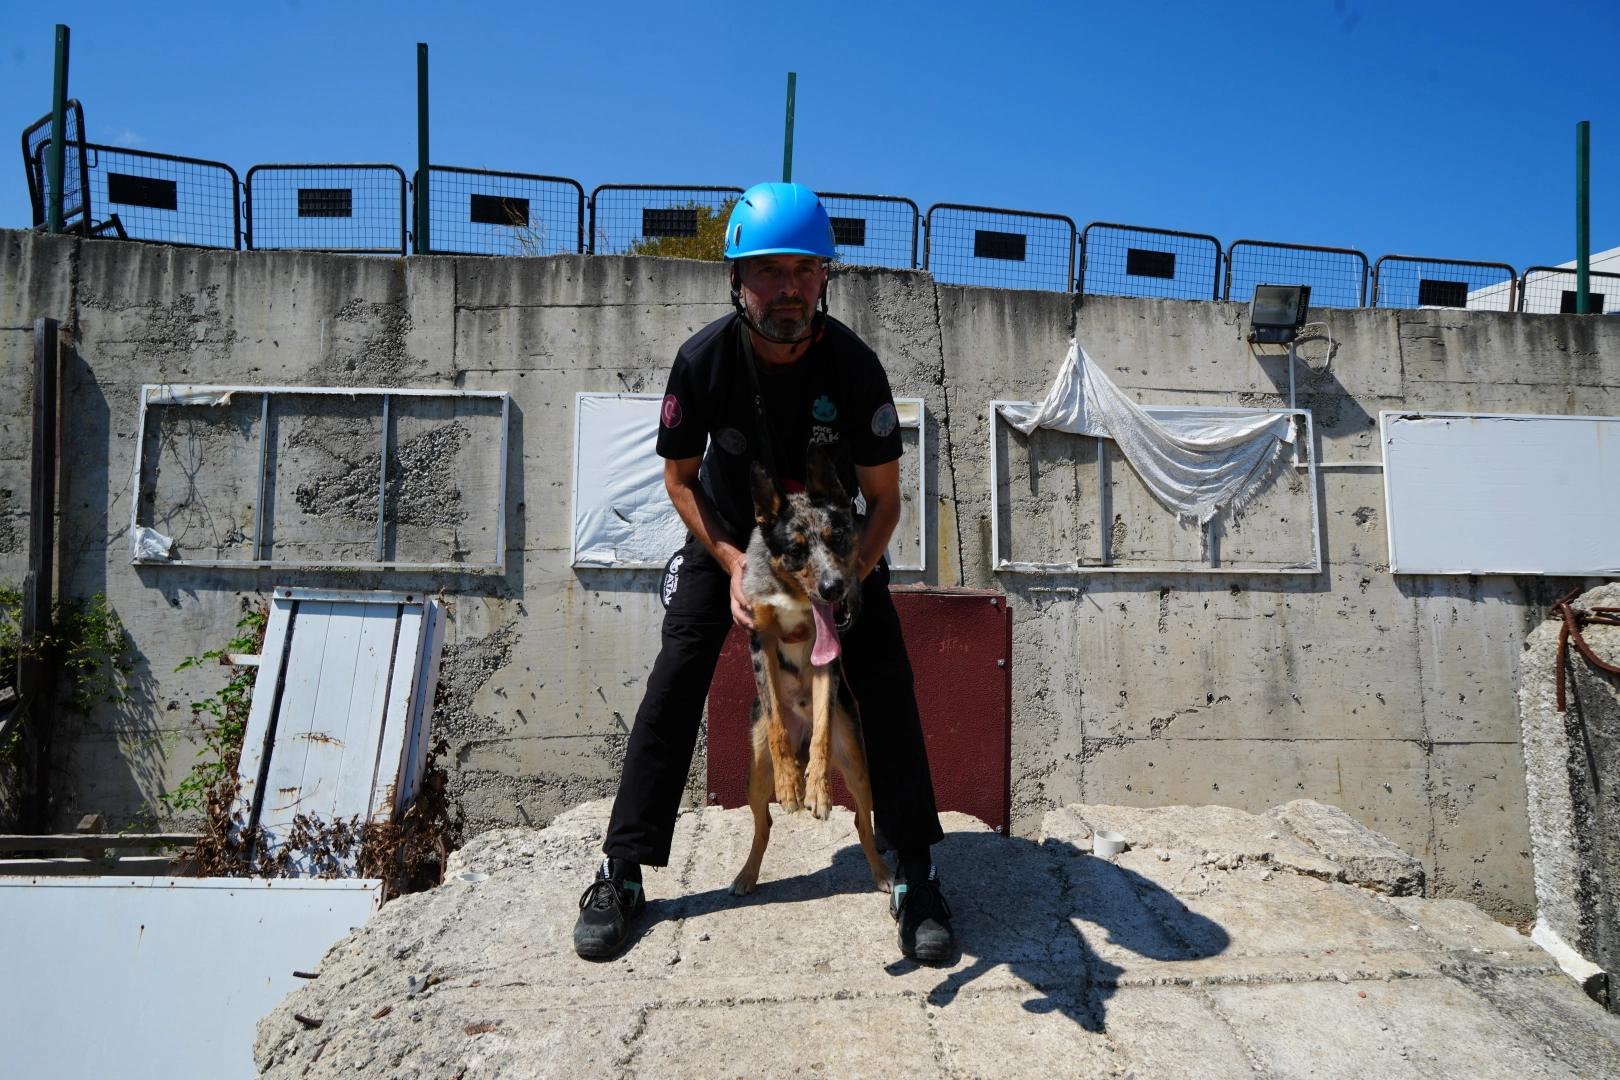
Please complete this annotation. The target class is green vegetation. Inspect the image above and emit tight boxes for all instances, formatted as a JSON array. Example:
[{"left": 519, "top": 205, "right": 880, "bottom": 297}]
[
  {"left": 627, "top": 197, "right": 738, "bottom": 261},
  {"left": 159, "top": 602, "right": 267, "bottom": 816},
  {"left": 0, "top": 585, "right": 134, "bottom": 760}
]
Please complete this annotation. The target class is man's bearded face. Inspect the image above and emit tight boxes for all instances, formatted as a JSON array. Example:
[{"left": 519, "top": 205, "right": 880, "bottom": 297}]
[{"left": 738, "top": 255, "right": 825, "bottom": 341}]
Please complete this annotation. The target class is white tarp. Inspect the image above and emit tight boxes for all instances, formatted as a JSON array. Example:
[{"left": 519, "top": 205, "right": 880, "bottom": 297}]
[
  {"left": 1381, "top": 411, "right": 1620, "bottom": 574},
  {"left": 0, "top": 876, "right": 378, "bottom": 1080},
  {"left": 571, "top": 393, "right": 687, "bottom": 568},
  {"left": 997, "top": 341, "right": 1296, "bottom": 524}
]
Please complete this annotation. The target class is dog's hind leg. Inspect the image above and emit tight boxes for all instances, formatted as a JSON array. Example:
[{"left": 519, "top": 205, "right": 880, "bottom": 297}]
[
  {"left": 730, "top": 716, "right": 776, "bottom": 896},
  {"left": 804, "top": 664, "right": 835, "bottom": 821},
  {"left": 832, "top": 706, "right": 894, "bottom": 893}
]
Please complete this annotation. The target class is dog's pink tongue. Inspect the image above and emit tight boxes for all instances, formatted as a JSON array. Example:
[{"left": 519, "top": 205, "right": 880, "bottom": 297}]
[{"left": 811, "top": 601, "right": 841, "bottom": 666}]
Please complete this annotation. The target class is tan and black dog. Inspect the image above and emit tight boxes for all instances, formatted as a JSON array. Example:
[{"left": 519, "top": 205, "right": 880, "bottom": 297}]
[{"left": 728, "top": 447, "right": 894, "bottom": 897}]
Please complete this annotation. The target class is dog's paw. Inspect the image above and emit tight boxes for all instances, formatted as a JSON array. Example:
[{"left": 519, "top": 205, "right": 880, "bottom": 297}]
[
  {"left": 806, "top": 778, "right": 834, "bottom": 821},
  {"left": 872, "top": 867, "right": 895, "bottom": 893},
  {"left": 774, "top": 773, "right": 804, "bottom": 813},
  {"left": 729, "top": 871, "right": 758, "bottom": 897}
]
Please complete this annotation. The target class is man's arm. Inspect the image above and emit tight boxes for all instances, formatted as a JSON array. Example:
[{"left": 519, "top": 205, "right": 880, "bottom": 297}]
[
  {"left": 854, "top": 459, "right": 902, "bottom": 581},
  {"left": 664, "top": 456, "right": 755, "bottom": 629}
]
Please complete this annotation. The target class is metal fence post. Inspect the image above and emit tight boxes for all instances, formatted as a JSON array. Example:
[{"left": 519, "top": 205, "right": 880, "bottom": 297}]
[
  {"left": 417, "top": 43, "right": 430, "bottom": 255},
  {"left": 782, "top": 72, "right": 796, "bottom": 184},
  {"left": 1577, "top": 120, "right": 1590, "bottom": 314},
  {"left": 46, "top": 25, "right": 70, "bottom": 234}
]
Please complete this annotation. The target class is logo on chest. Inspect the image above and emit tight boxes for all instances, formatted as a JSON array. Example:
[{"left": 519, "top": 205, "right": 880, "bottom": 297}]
[
  {"left": 811, "top": 396, "right": 838, "bottom": 422},
  {"left": 810, "top": 425, "right": 839, "bottom": 447}
]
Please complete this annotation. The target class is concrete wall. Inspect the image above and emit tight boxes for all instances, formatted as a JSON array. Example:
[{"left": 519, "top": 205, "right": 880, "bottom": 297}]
[{"left": 3, "top": 229, "right": 1617, "bottom": 923}]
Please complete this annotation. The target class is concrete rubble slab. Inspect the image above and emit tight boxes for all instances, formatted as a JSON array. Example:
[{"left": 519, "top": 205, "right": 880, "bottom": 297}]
[{"left": 255, "top": 797, "right": 1620, "bottom": 1078}]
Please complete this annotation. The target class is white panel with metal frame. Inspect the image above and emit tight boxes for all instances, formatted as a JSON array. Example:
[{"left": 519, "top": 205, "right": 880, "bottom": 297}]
[
  {"left": 987, "top": 401, "right": 1321, "bottom": 575},
  {"left": 1380, "top": 410, "right": 1620, "bottom": 575},
  {"left": 128, "top": 384, "right": 510, "bottom": 571}
]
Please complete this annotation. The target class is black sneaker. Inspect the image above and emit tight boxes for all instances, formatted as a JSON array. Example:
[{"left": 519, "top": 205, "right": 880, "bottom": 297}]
[
  {"left": 574, "top": 858, "right": 645, "bottom": 959},
  {"left": 891, "top": 865, "right": 954, "bottom": 962}
]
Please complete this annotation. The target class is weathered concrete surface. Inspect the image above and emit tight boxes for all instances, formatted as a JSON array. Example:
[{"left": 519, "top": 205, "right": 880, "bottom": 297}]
[
  {"left": 5, "top": 233, "right": 1620, "bottom": 923},
  {"left": 254, "top": 800, "right": 1619, "bottom": 1079},
  {"left": 1520, "top": 583, "right": 1620, "bottom": 999}
]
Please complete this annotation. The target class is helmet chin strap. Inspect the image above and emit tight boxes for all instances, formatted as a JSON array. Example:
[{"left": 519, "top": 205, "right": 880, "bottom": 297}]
[{"left": 731, "top": 266, "right": 829, "bottom": 357}]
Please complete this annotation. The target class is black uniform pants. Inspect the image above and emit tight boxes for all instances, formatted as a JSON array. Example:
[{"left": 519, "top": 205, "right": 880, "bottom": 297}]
[{"left": 603, "top": 539, "right": 944, "bottom": 866}]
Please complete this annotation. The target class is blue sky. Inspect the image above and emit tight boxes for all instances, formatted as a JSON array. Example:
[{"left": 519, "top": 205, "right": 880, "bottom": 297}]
[{"left": 3, "top": 1, "right": 1615, "bottom": 270}]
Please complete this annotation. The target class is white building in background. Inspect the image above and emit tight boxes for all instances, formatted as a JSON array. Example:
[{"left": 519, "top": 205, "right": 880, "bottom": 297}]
[{"left": 1470, "top": 245, "right": 1620, "bottom": 312}]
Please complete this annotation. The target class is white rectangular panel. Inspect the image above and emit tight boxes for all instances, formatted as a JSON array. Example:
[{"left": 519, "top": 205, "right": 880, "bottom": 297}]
[
  {"left": 0, "top": 877, "right": 378, "bottom": 1080},
  {"left": 572, "top": 393, "right": 686, "bottom": 568},
  {"left": 1381, "top": 410, "right": 1620, "bottom": 574}
]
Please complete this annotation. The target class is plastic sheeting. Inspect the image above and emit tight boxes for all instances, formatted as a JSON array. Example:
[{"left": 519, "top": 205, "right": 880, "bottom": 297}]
[
  {"left": 144, "top": 385, "right": 235, "bottom": 406},
  {"left": 129, "top": 524, "right": 173, "bottom": 560},
  {"left": 572, "top": 393, "right": 687, "bottom": 568},
  {"left": 997, "top": 341, "right": 1295, "bottom": 524}
]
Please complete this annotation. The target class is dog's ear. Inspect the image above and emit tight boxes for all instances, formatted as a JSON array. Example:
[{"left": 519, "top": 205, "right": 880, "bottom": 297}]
[
  {"left": 804, "top": 444, "right": 846, "bottom": 503},
  {"left": 750, "top": 461, "right": 784, "bottom": 526}
]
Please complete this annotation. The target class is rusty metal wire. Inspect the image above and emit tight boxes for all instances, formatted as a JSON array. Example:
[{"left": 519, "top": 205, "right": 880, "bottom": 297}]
[{"left": 1551, "top": 587, "right": 1620, "bottom": 713}]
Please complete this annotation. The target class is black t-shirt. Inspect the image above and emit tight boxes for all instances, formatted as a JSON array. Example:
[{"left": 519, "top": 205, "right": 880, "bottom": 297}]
[{"left": 655, "top": 313, "right": 904, "bottom": 544}]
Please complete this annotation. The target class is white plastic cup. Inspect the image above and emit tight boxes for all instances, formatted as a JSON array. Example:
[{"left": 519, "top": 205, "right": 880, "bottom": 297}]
[{"left": 1093, "top": 831, "right": 1127, "bottom": 857}]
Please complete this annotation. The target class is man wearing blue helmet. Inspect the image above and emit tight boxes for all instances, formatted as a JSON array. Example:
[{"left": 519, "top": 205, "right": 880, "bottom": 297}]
[{"left": 575, "top": 182, "right": 954, "bottom": 963}]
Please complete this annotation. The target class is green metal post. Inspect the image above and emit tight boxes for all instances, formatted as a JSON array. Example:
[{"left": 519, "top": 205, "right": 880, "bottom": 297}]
[
  {"left": 46, "top": 24, "right": 70, "bottom": 234},
  {"left": 416, "top": 43, "right": 430, "bottom": 255},
  {"left": 1576, "top": 120, "right": 1590, "bottom": 314},
  {"left": 782, "top": 72, "right": 796, "bottom": 183}
]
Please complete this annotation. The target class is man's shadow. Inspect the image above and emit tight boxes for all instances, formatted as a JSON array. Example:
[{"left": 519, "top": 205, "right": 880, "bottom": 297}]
[{"left": 628, "top": 830, "right": 1228, "bottom": 1034}]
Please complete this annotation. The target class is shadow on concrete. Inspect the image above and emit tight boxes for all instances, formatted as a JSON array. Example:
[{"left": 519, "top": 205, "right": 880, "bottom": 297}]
[{"left": 631, "top": 831, "right": 1229, "bottom": 1035}]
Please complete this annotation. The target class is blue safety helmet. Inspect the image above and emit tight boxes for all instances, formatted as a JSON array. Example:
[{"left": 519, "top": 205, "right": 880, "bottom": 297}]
[{"left": 723, "top": 182, "right": 836, "bottom": 261}]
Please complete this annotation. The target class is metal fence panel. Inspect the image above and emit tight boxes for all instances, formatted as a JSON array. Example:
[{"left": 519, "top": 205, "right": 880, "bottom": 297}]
[
  {"left": 43, "top": 141, "right": 241, "bottom": 249},
  {"left": 588, "top": 185, "right": 743, "bottom": 256},
  {"left": 1517, "top": 266, "right": 1620, "bottom": 315},
  {"left": 22, "top": 98, "right": 87, "bottom": 228},
  {"left": 1371, "top": 255, "right": 1517, "bottom": 311},
  {"left": 245, "top": 164, "right": 407, "bottom": 254},
  {"left": 924, "top": 203, "right": 1076, "bottom": 292},
  {"left": 1224, "top": 240, "right": 1369, "bottom": 307},
  {"left": 417, "top": 166, "right": 584, "bottom": 255},
  {"left": 816, "top": 192, "right": 919, "bottom": 269},
  {"left": 1079, "top": 222, "right": 1221, "bottom": 301}
]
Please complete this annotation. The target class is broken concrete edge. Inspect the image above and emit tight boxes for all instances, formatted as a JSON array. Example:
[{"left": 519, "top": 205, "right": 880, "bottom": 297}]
[
  {"left": 1519, "top": 582, "right": 1620, "bottom": 980},
  {"left": 1043, "top": 797, "right": 1425, "bottom": 896},
  {"left": 1533, "top": 917, "right": 1611, "bottom": 1007}
]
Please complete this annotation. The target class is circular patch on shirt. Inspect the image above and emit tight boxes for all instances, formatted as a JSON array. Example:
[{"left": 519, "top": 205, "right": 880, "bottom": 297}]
[
  {"left": 871, "top": 403, "right": 899, "bottom": 437},
  {"left": 716, "top": 427, "right": 748, "bottom": 455},
  {"left": 661, "top": 394, "right": 682, "bottom": 428}
]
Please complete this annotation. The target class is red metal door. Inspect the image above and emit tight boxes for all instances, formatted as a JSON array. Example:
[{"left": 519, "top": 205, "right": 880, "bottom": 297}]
[{"left": 705, "top": 587, "right": 1012, "bottom": 834}]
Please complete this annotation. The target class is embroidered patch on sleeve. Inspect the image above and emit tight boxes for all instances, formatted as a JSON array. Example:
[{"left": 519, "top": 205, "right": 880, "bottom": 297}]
[
  {"left": 661, "top": 394, "right": 683, "bottom": 428},
  {"left": 870, "top": 403, "right": 898, "bottom": 437}
]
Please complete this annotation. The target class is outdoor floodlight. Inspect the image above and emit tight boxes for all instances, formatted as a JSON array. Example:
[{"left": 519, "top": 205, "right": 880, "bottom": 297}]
[{"left": 1248, "top": 284, "right": 1311, "bottom": 344}]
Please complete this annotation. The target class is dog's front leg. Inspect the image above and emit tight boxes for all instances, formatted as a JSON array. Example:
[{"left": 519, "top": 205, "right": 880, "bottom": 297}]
[
  {"left": 757, "top": 636, "right": 804, "bottom": 813},
  {"left": 804, "top": 664, "right": 835, "bottom": 820}
]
